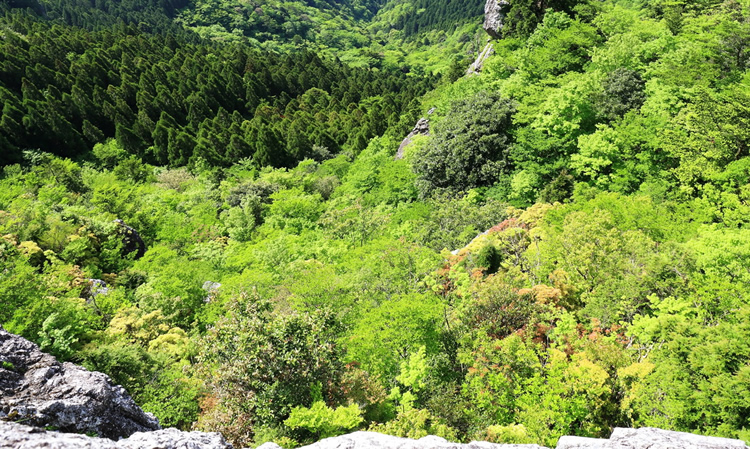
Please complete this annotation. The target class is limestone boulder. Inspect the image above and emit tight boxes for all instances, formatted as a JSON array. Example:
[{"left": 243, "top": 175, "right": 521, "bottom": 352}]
[
  {"left": 484, "top": 0, "right": 510, "bottom": 39},
  {"left": 0, "top": 326, "right": 160, "bottom": 440}
]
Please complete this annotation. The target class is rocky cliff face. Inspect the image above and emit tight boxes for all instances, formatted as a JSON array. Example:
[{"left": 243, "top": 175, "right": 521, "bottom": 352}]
[
  {"left": 467, "top": 42, "right": 495, "bottom": 76},
  {"left": 295, "top": 432, "right": 545, "bottom": 449},
  {"left": 4, "top": 422, "right": 748, "bottom": 449},
  {"left": 556, "top": 427, "right": 750, "bottom": 448},
  {"left": 259, "top": 430, "right": 750, "bottom": 449},
  {"left": 0, "top": 326, "right": 232, "bottom": 449},
  {"left": 395, "top": 117, "right": 430, "bottom": 160},
  {"left": 483, "top": 0, "right": 509, "bottom": 39},
  {"left": 0, "top": 326, "right": 159, "bottom": 439}
]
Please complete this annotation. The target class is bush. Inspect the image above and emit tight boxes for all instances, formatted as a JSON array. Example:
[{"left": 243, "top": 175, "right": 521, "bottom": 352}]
[
  {"left": 413, "top": 91, "right": 516, "bottom": 194},
  {"left": 475, "top": 244, "right": 503, "bottom": 275}
]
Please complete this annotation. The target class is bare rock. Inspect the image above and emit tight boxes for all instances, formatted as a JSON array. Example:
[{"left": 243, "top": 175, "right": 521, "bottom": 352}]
[
  {"left": 0, "top": 326, "right": 160, "bottom": 440},
  {"left": 608, "top": 427, "right": 749, "bottom": 449},
  {"left": 484, "top": 0, "right": 510, "bottom": 39},
  {"left": 556, "top": 436, "right": 609, "bottom": 449},
  {"left": 469, "top": 442, "right": 546, "bottom": 449},
  {"left": 114, "top": 219, "right": 146, "bottom": 259},
  {"left": 297, "top": 431, "right": 549, "bottom": 449},
  {"left": 467, "top": 42, "right": 495, "bottom": 75},
  {"left": 0, "top": 422, "right": 233, "bottom": 449},
  {"left": 0, "top": 421, "right": 121, "bottom": 449},
  {"left": 257, "top": 442, "right": 284, "bottom": 449},
  {"left": 119, "top": 428, "right": 233, "bottom": 449},
  {"left": 395, "top": 118, "right": 430, "bottom": 160}
]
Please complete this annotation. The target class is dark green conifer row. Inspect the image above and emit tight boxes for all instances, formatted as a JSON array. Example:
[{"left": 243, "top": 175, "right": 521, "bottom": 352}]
[{"left": 0, "top": 9, "right": 435, "bottom": 167}]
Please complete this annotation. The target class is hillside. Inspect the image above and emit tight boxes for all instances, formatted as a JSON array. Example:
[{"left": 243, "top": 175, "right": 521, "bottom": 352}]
[
  {"left": 2, "top": 0, "right": 750, "bottom": 448},
  {"left": 0, "top": 9, "right": 435, "bottom": 167}
]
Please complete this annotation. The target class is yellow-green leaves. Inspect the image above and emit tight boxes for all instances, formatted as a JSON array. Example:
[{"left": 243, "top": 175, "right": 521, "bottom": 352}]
[{"left": 285, "top": 401, "right": 363, "bottom": 439}]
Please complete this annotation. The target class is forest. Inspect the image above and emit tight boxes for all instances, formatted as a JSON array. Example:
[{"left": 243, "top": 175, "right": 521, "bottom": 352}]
[{"left": 2, "top": 0, "right": 750, "bottom": 447}]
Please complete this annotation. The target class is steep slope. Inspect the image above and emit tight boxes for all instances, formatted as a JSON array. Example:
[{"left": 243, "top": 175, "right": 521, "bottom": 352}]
[
  {"left": 369, "top": 0, "right": 484, "bottom": 37},
  {"left": 5, "top": 0, "right": 750, "bottom": 448},
  {"left": 0, "top": 10, "right": 434, "bottom": 167},
  {"left": 174, "top": 0, "right": 385, "bottom": 49}
]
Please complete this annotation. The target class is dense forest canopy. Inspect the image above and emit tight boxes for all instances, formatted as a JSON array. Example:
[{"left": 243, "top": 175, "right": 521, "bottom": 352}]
[
  {"left": 3, "top": 0, "right": 750, "bottom": 447},
  {"left": 0, "top": 9, "right": 435, "bottom": 167}
]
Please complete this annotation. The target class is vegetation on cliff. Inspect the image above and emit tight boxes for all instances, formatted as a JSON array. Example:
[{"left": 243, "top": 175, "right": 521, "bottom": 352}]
[{"left": 2, "top": 0, "right": 750, "bottom": 447}]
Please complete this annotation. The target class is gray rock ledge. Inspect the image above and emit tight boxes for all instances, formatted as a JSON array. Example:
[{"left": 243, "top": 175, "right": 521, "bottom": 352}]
[
  {"left": 0, "top": 421, "right": 232, "bottom": 449},
  {"left": 0, "top": 326, "right": 159, "bottom": 439},
  {"left": 483, "top": 0, "right": 509, "bottom": 39},
  {"left": 297, "top": 431, "right": 546, "bottom": 449}
]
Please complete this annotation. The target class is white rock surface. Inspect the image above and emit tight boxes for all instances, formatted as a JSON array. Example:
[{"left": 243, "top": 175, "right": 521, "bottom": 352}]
[
  {"left": 483, "top": 0, "right": 509, "bottom": 39},
  {"left": 119, "top": 427, "right": 233, "bottom": 449},
  {"left": 256, "top": 442, "right": 284, "bottom": 449},
  {"left": 556, "top": 436, "right": 609, "bottom": 449},
  {"left": 608, "top": 427, "right": 748, "bottom": 449},
  {"left": 395, "top": 118, "right": 430, "bottom": 160},
  {"left": 298, "top": 431, "right": 548, "bottom": 449},
  {"left": 0, "top": 421, "right": 233, "bottom": 449}
]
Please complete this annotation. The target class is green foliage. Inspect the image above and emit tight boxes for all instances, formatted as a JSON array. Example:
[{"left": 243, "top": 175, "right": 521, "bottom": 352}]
[
  {"left": 369, "top": 407, "right": 458, "bottom": 440},
  {"left": 598, "top": 68, "right": 646, "bottom": 120},
  {"left": 502, "top": 0, "right": 592, "bottom": 38},
  {"left": 417, "top": 194, "right": 508, "bottom": 251},
  {"left": 0, "top": 11, "right": 434, "bottom": 169},
  {"left": 133, "top": 245, "right": 215, "bottom": 328},
  {"left": 139, "top": 363, "right": 202, "bottom": 430},
  {"left": 624, "top": 307, "right": 750, "bottom": 438},
  {"left": 413, "top": 91, "right": 516, "bottom": 194},
  {"left": 285, "top": 401, "right": 364, "bottom": 439},
  {"left": 518, "top": 12, "right": 600, "bottom": 79},
  {"left": 345, "top": 293, "right": 443, "bottom": 383},
  {"left": 5, "top": 0, "right": 750, "bottom": 445},
  {"left": 93, "top": 140, "right": 129, "bottom": 170},
  {"left": 663, "top": 84, "right": 750, "bottom": 190},
  {"left": 38, "top": 299, "right": 96, "bottom": 360},
  {"left": 196, "top": 294, "right": 344, "bottom": 447}
]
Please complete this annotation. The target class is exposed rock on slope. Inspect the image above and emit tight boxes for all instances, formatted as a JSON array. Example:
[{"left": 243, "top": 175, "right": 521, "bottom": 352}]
[
  {"left": 0, "top": 421, "right": 232, "bottom": 449},
  {"left": 3, "top": 423, "right": 747, "bottom": 449},
  {"left": 0, "top": 326, "right": 160, "bottom": 439},
  {"left": 395, "top": 117, "right": 430, "bottom": 160},
  {"left": 467, "top": 42, "right": 495, "bottom": 75},
  {"left": 296, "top": 429, "right": 749, "bottom": 449},
  {"left": 0, "top": 421, "right": 118, "bottom": 449},
  {"left": 114, "top": 218, "right": 146, "bottom": 259},
  {"left": 484, "top": 0, "right": 509, "bottom": 39},
  {"left": 119, "top": 428, "right": 234, "bottom": 449}
]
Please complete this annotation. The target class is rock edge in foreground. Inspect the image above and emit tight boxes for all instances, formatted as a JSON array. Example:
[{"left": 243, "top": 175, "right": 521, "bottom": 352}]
[
  {"left": 0, "top": 326, "right": 159, "bottom": 439},
  {"left": 0, "top": 421, "right": 232, "bottom": 449}
]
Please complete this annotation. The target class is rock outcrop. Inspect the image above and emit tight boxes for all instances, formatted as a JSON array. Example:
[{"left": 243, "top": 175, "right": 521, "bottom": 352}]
[
  {"left": 395, "top": 117, "right": 430, "bottom": 160},
  {"left": 297, "top": 429, "right": 749, "bottom": 449},
  {"left": 557, "top": 427, "right": 749, "bottom": 449},
  {"left": 484, "top": 0, "right": 510, "bottom": 39},
  {"left": 119, "top": 427, "right": 233, "bottom": 449},
  {"left": 0, "top": 421, "right": 232, "bottom": 449},
  {"left": 0, "top": 326, "right": 160, "bottom": 439},
  {"left": 467, "top": 42, "right": 495, "bottom": 75},
  {"left": 297, "top": 432, "right": 547, "bottom": 449}
]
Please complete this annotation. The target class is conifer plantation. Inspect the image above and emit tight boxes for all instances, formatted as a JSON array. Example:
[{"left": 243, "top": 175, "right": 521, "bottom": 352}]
[{"left": 3, "top": 0, "right": 750, "bottom": 447}]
